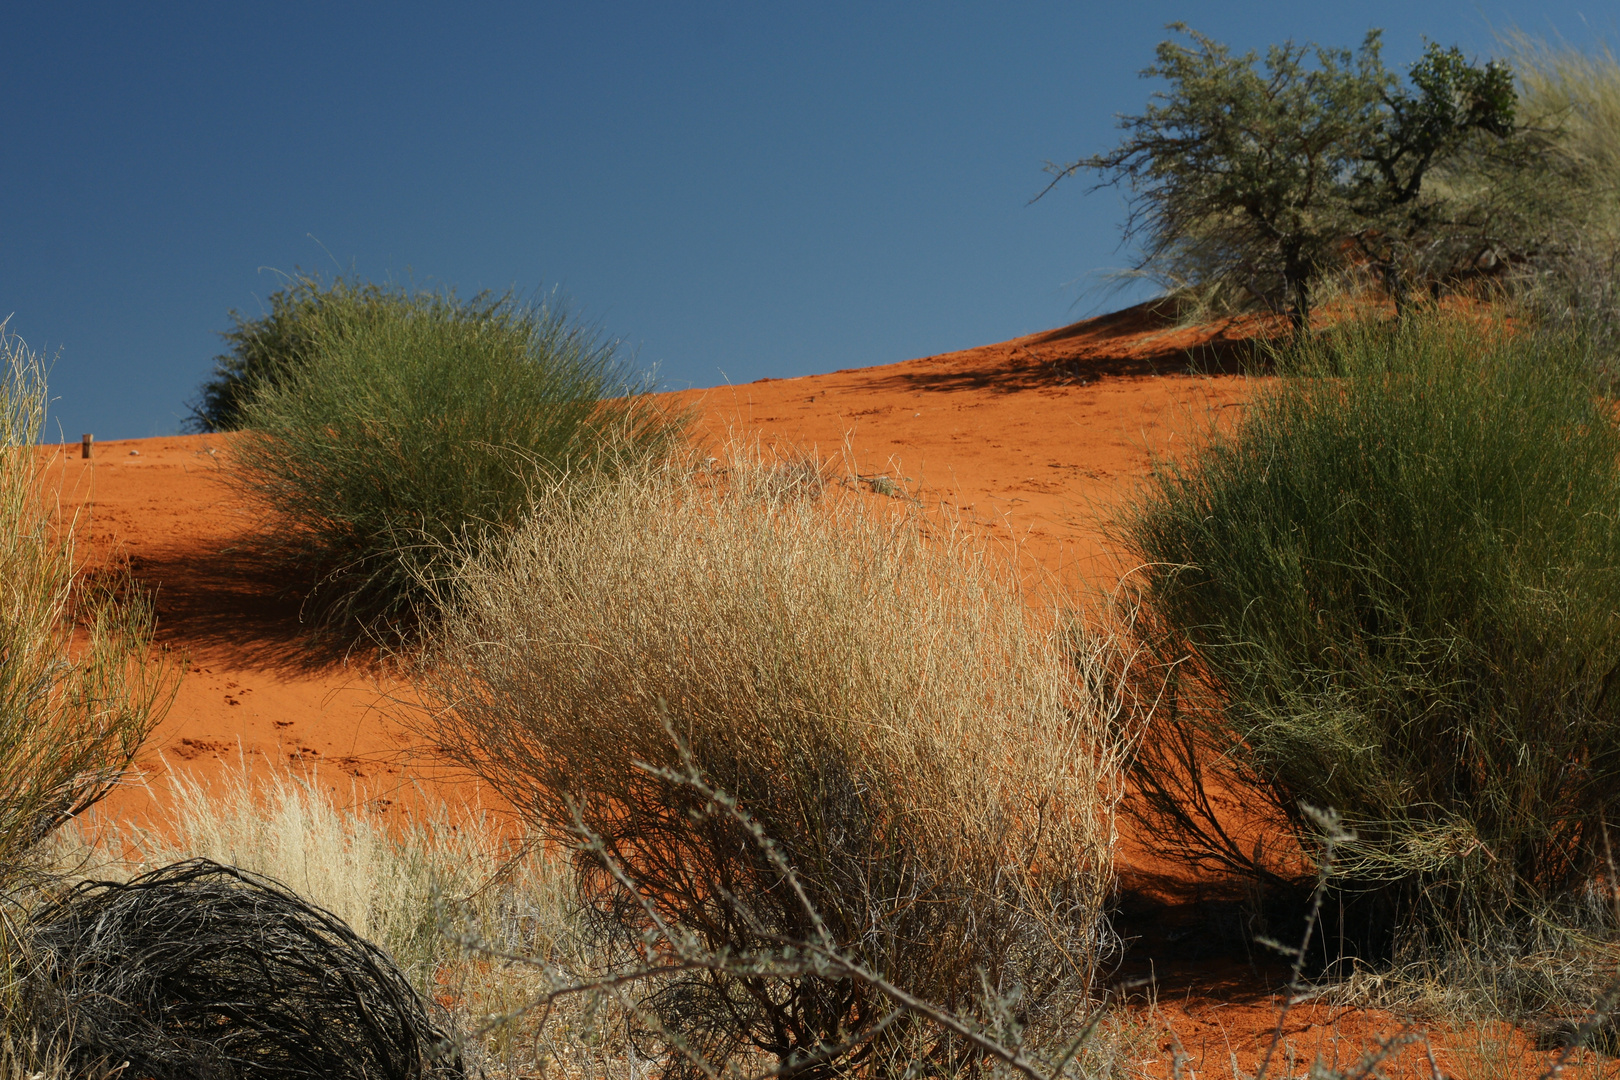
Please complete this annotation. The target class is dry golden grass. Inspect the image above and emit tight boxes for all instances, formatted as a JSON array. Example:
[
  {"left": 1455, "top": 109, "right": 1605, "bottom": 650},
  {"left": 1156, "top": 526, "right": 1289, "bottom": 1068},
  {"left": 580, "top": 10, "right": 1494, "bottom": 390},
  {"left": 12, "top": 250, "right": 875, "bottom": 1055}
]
[
  {"left": 39, "top": 749, "right": 1161, "bottom": 1080},
  {"left": 47, "top": 759, "right": 630, "bottom": 1080},
  {"left": 1509, "top": 36, "right": 1620, "bottom": 225},
  {"left": 414, "top": 443, "right": 1138, "bottom": 1076},
  {"left": 1493, "top": 36, "right": 1620, "bottom": 361}
]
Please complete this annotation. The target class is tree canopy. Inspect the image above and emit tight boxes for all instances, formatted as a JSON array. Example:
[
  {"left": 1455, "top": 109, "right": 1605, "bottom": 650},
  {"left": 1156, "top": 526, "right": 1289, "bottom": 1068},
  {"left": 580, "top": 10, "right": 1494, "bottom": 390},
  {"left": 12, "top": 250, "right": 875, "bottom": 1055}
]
[{"left": 1042, "top": 26, "right": 1524, "bottom": 330}]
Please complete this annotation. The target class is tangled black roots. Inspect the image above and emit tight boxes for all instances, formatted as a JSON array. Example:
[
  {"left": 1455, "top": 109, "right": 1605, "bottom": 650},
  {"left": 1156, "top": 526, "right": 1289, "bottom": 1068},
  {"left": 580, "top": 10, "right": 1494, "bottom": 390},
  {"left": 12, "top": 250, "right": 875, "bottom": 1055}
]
[{"left": 25, "top": 859, "right": 465, "bottom": 1080}]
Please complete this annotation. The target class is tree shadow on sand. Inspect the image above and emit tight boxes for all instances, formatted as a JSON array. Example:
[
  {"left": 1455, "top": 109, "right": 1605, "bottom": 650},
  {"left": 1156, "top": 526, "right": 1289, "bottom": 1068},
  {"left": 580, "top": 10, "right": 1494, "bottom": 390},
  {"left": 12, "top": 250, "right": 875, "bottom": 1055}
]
[{"left": 864, "top": 300, "right": 1270, "bottom": 397}]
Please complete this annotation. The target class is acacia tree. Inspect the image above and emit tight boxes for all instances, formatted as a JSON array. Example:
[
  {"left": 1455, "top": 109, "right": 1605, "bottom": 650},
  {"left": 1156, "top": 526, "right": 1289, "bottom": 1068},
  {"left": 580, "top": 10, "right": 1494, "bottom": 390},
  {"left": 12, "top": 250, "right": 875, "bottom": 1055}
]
[
  {"left": 1351, "top": 43, "right": 1518, "bottom": 315},
  {"left": 1042, "top": 26, "right": 1521, "bottom": 331}
]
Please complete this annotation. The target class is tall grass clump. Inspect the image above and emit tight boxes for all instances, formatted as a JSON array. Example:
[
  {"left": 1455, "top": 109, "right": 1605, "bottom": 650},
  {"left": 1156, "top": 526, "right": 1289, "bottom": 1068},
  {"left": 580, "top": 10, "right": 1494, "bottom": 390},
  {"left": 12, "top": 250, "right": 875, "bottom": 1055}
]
[
  {"left": 186, "top": 274, "right": 404, "bottom": 434},
  {"left": 421, "top": 448, "right": 1132, "bottom": 1078},
  {"left": 0, "top": 327, "right": 173, "bottom": 892},
  {"left": 230, "top": 283, "right": 686, "bottom": 636},
  {"left": 1121, "top": 316, "right": 1620, "bottom": 963},
  {"left": 1510, "top": 39, "right": 1620, "bottom": 230},
  {"left": 90, "top": 765, "right": 513, "bottom": 985}
]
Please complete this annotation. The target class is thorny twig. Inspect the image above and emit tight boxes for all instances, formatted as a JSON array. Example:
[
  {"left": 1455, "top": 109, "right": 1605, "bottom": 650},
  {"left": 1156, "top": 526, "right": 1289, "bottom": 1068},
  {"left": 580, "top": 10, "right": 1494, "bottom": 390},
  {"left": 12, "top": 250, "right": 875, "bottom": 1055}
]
[
  {"left": 442, "top": 703, "right": 1107, "bottom": 1080},
  {"left": 1253, "top": 805, "right": 1354, "bottom": 1080}
]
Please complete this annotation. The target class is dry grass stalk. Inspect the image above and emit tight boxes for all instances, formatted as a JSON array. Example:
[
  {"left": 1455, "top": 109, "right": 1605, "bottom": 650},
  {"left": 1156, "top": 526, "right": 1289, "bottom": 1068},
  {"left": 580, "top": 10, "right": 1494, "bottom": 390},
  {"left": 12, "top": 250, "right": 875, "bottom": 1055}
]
[
  {"left": 0, "top": 324, "right": 176, "bottom": 891},
  {"left": 417, "top": 444, "right": 1134, "bottom": 1077}
]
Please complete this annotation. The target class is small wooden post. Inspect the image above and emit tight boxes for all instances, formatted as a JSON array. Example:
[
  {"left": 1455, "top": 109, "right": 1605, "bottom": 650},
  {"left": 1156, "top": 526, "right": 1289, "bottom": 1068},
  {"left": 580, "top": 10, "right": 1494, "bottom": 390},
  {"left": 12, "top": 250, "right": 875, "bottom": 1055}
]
[{"left": 81, "top": 433, "right": 93, "bottom": 460}]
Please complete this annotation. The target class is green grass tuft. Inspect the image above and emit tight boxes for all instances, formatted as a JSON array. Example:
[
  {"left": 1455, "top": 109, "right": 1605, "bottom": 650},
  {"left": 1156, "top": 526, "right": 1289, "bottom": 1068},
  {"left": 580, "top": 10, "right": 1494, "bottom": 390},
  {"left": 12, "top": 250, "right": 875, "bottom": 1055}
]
[
  {"left": 1121, "top": 315, "right": 1620, "bottom": 954},
  {"left": 186, "top": 274, "right": 411, "bottom": 434},
  {"left": 229, "top": 285, "right": 687, "bottom": 638}
]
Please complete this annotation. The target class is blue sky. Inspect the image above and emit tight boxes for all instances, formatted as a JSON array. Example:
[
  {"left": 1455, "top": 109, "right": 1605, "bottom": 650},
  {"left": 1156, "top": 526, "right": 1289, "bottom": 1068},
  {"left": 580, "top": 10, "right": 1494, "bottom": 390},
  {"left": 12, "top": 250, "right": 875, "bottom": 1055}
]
[{"left": 4, "top": 2, "right": 1614, "bottom": 440}]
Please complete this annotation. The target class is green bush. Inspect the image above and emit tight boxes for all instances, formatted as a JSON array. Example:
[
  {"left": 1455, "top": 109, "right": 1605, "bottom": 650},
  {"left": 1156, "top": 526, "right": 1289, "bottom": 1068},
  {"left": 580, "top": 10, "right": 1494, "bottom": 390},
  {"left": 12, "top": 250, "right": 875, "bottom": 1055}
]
[
  {"left": 1120, "top": 316, "right": 1620, "bottom": 948},
  {"left": 230, "top": 286, "right": 685, "bottom": 636},
  {"left": 187, "top": 275, "right": 408, "bottom": 434}
]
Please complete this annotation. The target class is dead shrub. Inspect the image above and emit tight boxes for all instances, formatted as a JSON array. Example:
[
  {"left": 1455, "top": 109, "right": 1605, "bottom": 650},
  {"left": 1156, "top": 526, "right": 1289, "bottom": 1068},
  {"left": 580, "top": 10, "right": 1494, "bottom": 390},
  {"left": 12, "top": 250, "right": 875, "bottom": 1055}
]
[
  {"left": 24, "top": 859, "right": 464, "bottom": 1080},
  {"left": 419, "top": 447, "right": 1132, "bottom": 1078}
]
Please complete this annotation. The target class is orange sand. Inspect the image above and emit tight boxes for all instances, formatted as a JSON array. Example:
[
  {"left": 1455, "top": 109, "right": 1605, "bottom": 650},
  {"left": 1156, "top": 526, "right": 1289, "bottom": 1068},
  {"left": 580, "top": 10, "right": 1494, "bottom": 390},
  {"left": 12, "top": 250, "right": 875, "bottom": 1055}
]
[
  {"left": 59, "top": 301, "right": 1254, "bottom": 807},
  {"left": 44, "top": 301, "right": 1613, "bottom": 1078}
]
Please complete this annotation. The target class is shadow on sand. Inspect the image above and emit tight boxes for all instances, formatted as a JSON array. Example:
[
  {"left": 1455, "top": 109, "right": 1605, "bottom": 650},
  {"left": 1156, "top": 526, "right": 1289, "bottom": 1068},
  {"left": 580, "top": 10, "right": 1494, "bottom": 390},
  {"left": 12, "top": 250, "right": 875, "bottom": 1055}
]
[
  {"left": 865, "top": 301, "right": 1269, "bottom": 397},
  {"left": 130, "top": 543, "right": 375, "bottom": 676}
]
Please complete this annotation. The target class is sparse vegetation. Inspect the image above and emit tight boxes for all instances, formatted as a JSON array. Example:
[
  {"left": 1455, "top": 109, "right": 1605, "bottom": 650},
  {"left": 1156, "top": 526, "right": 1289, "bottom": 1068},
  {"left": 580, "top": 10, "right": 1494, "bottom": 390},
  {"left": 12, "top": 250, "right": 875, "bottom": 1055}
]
[
  {"left": 1119, "top": 316, "right": 1620, "bottom": 979},
  {"left": 0, "top": 329, "right": 175, "bottom": 888},
  {"left": 32, "top": 33, "right": 1620, "bottom": 1075},
  {"left": 0, "top": 324, "right": 176, "bottom": 1068},
  {"left": 228, "top": 283, "right": 686, "bottom": 636},
  {"left": 30, "top": 753, "right": 1162, "bottom": 1080}
]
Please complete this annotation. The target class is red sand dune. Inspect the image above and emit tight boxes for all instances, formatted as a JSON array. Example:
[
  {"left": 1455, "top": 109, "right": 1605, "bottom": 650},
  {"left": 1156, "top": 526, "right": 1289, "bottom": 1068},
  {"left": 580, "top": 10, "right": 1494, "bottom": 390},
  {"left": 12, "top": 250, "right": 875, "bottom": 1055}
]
[
  {"left": 670, "top": 301, "right": 1259, "bottom": 581},
  {"left": 46, "top": 301, "right": 1611, "bottom": 1078},
  {"left": 56, "top": 301, "right": 1256, "bottom": 804}
]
